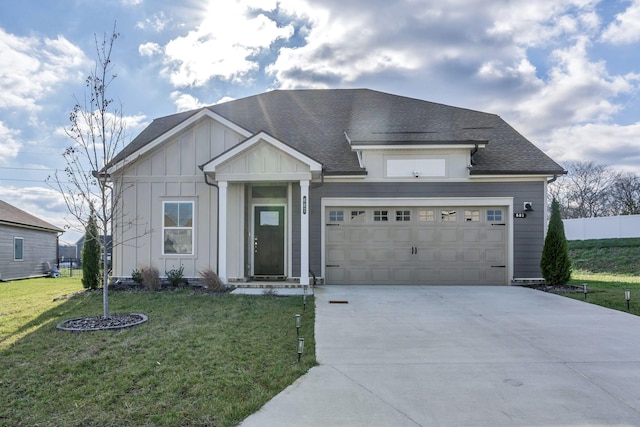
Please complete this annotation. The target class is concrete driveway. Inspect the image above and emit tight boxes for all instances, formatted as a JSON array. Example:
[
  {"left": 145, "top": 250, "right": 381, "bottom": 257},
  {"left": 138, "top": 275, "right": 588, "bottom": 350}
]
[{"left": 239, "top": 286, "right": 640, "bottom": 426}]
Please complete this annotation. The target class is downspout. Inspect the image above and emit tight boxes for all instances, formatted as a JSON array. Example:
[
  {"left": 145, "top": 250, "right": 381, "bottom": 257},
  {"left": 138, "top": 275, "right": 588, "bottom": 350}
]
[
  {"left": 547, "top": 174, "right": 559, "bottom": 184},
  {"left": 308, "top": 166, "right": 325, "bottom": 282},
  {"left": 201, "top": 167, "right": 220, "bottom": 278}
]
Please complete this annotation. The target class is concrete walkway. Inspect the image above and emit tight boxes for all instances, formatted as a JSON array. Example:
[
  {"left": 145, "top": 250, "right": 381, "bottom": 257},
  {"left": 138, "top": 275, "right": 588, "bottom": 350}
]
[{"left": 239, "top": 285, "right": 640, "bottom": 426}]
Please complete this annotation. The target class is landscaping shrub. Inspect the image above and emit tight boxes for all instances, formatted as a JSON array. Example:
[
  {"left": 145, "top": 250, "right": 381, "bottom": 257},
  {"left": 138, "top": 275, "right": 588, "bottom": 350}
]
[
  {"left": 81, "top": 209, "right": 101, "bottom": 290},
  {"left": 541, "top": 198, "right": 572, "bottom": 285},
  {"left": 199, "top": 268, "right": 223, "bottom": 291},
  {"left": 141, "top": 266, "right": 161, "bottom": 291},
  {"left": 131, "top": 269, "right": 143, "bottom": 285},
  {"left": 166, "top": 265, "right": 186, "bottom": 287}
]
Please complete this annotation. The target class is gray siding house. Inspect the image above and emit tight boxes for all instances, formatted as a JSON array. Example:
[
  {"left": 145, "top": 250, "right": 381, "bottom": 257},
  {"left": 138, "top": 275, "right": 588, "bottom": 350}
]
[
  {"left": 0, "top": 200, "right": 62, "bottom": 281},
  {"left": 106, "top": 89, "right": 565, "bottom": 286}
]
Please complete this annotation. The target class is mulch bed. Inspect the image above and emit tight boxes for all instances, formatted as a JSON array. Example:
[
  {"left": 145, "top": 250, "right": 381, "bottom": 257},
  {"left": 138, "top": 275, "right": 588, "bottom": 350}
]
[
  {"left": 521, "top": 284, "right": 583, "bottom": 293},
  {"left": 57, "top": 313, "right": 148, "bottom": 331}
]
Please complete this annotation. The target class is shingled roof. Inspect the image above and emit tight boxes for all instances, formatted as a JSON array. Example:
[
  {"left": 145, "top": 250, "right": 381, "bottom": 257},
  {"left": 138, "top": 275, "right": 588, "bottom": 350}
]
[
  {"left": 0, "top": 200, "right": 62, "bottom": 232},
  {"left": 113, "top": 89, "right": 565, "bottom": 176}
]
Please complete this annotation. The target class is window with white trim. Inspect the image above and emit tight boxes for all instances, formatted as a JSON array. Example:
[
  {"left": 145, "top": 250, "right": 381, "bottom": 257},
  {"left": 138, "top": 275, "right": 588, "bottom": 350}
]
[
  {"left": 14, "top": 237, "right": 23, "bottom": 261},
  {"left": 163, "top": 202, "right": 194, "bottom": 255}
]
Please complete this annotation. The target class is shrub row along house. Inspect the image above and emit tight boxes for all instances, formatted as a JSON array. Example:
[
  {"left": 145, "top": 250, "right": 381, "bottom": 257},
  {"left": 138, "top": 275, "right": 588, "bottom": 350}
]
[
  {"left": 106, "top": 89, "right": 565, "bottom": 286},
  {"left": 0, "top": 200, "right": 62, "bottom": 281}
]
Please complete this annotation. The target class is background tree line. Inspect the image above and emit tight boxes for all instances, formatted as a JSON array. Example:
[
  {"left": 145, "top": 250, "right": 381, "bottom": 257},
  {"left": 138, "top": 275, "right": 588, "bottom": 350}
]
[{"left": 549, "top": 161, "right": 640, "bottom": 219}]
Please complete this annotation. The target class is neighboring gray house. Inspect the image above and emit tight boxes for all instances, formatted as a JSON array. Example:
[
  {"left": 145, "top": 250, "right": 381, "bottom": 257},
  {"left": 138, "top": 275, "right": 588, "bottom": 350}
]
[
  {"left": 106, "top": 89, "right": 566, "bottom": 286},
  {"left": 0, "top": 200, "right": 62, "bottom": 281}
]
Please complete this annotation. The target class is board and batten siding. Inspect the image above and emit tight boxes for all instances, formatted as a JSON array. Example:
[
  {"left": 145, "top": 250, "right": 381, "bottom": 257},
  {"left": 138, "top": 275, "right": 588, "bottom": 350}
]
[
  {"left": 309, "top": 181, "right": 547, "bottom": 282},
  {"left": 0, "top": 224, "right": 58, "bottom": 280},
  {"left": 112, "top": 117, "right": 244, "bottom": 278}
]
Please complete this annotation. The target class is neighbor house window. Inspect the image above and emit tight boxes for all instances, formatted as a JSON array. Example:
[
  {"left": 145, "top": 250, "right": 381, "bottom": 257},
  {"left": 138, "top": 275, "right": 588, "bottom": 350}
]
[
  {"left": 14, "top": 237, "right": 23, "bottom": 261},
  {"left": 163, "top": 202, "right": 194, "bottom": 255}
]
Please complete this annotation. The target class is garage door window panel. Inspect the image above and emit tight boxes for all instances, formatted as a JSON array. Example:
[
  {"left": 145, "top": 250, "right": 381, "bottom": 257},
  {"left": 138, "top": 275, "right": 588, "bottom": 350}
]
[
  {"left": 441, "top": 210, "right": 457, "bottom": 222},
  {"left": 350, "top": 210, "right": 365, "bottom": 223},
  {"left": 465, "top": 210, "right": 480, "bottom": 222},
  {"left": 374, "top": 210, "right": 389, "bottom": 222},
  {"left": 329, "top": 210, "right": 344, "bottom": 222},
  {"left": 419, "top": 209, "right": 435, "bottom": 222},
  {"left": 488, "top": 209, "right": 503, "bottom": 222}
]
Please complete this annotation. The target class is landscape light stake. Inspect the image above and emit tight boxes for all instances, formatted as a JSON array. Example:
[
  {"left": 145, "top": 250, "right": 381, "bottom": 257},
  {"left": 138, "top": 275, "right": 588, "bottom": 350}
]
[
  {"left": 626, "top": 290, "right": 631, "bottom": 311},
  {"left": 295, "top": 314, "right": 301, "bottom": 336},
  {"left": 303, "top": 294, "right": 307, "bottom": 311},
  {"left": 583, "top": 283, "right": 588, "bottom": 300},
  {"left": 297, "top": 337, "right": 305, "bottom": 362}
]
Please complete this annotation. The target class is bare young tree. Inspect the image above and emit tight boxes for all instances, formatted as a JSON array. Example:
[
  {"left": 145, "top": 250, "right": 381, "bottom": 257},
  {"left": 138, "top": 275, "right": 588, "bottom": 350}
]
[
  {"left": 48, "top": 25, "right": 125, "bottom": 318},
  {"left": 610, "top": 172, "right": 640, "bottom": 215},
  {"left": 549, "top": 161, "right": 616, "bottom": 218}
]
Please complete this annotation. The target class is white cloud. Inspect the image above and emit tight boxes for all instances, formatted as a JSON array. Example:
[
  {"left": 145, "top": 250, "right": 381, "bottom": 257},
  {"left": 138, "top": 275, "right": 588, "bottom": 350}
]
[
  {"left": 0, "top": 29, "right": 88, "bottom": 112},
  {"left": 161, "top": 0, "right": 295, "bottom": 87},
  {"left": 136, "top": 11, "right": 172, "bottom": 32},
  {"left": 170, "top": 91, "right": 206, "bottom": 112},
  {"left": 139, "top": 42, "right": 162, "bottom": 57},
  {"left": 486, "top": 38, "right": 638, "bottom": 139},
  {"left": 545, "top": 122, "right": 640, "bottom": 173},
  {"left": 601, "top": 0, "right": 640, "bottom": 44},
  {"left": 0, "top": 121, "right": 22, "bottom": 163}
]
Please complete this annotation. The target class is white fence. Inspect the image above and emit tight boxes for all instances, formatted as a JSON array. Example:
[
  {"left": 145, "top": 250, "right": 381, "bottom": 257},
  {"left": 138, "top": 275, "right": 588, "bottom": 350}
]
[{"left": 563, "top": 215, "right": 640, "bottom": 241}]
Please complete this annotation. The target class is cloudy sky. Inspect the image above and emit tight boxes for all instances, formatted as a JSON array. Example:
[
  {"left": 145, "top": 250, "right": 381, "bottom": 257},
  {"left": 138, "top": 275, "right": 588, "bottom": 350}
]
[{"left": 1, "top": 0, "right": 639, "bottom": 243}]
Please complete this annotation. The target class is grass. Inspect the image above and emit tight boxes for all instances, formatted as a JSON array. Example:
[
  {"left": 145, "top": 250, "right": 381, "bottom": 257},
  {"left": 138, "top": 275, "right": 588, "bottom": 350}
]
[
  {"left": 557, "top": 238, "right": 640, "bottom": 315},
  {"left": 0, "top": 279, "right": 316, "bottom": 426}
]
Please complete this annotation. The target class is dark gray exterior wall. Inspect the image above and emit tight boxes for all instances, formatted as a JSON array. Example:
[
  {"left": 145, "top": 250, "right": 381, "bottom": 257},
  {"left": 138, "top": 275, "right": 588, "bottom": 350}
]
[
  {"left": 307, "top": 181, "right": 547, "bottom": 281},
  {"left": 0, "top": 224, "right": 59, "bottom": 281}
]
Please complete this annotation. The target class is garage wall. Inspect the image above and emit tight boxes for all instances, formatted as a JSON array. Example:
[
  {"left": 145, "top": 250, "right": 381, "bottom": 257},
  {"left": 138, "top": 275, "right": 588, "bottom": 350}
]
[{"left": 309, "top": 181, "right": 546, "bottom": 281}]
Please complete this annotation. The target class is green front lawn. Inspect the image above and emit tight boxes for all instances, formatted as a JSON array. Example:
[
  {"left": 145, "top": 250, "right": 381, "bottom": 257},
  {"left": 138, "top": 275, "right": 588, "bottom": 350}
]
[
  {"left": 0, "top": 278, "right": 316, "bottom": 426},
  {"left": 565, "top": 270, "right": 640, "bottom": 315}
]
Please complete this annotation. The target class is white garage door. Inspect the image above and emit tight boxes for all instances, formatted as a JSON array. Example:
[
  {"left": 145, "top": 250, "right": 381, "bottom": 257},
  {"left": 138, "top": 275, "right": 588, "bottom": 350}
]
[{"left": 325, "top": 207, "right": 507, "bottom": 285}]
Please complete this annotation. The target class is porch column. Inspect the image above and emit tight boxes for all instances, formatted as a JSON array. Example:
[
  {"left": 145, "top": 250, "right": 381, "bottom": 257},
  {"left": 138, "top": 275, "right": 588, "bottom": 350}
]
[
  {"left": 218, "top": 181, "right": 228, "bottom": 284},
  {"left": 300, "top": 180, "right": 310, "bottom": 286}
]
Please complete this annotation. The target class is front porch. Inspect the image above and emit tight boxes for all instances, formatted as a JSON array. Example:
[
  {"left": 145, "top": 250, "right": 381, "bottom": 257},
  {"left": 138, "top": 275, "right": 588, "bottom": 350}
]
[{"left": 200, "top": 131, "right": 323, "bottom": 286}]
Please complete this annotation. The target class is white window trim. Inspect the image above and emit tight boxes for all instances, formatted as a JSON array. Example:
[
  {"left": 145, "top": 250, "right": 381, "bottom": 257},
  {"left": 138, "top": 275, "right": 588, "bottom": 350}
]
[
  {"left": 162, "top": 201, "right": 195, "bottom": 256},
  {"left": 14, "top": 237, "right": 24, "bottom": 261}
]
